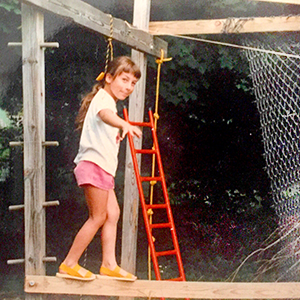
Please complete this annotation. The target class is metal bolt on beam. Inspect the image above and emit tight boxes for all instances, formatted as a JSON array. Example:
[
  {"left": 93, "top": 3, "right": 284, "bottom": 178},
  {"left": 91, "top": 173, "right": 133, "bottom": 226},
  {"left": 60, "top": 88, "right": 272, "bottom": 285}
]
[{"left": 28, "top": 281, "right": 35, "bottom": 287}]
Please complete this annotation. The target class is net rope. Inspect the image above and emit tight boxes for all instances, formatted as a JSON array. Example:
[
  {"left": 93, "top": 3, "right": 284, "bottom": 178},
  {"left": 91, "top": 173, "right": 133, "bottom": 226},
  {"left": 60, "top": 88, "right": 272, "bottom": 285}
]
[{"left": 245, "top": 36, "right": 300, "bottom": 281}]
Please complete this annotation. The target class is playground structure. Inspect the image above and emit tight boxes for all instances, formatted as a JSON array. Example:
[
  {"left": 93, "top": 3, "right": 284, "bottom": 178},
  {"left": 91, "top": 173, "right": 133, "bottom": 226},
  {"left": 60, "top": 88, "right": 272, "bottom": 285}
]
[{"left": 6, "top": 0, "right": 300, "bottom": 299}]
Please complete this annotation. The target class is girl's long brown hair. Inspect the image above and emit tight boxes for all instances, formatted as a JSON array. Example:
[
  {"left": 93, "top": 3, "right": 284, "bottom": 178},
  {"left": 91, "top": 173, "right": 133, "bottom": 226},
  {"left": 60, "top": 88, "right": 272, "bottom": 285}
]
[{"left": 75, "top": 56, "right": 141, "bottom": 131}]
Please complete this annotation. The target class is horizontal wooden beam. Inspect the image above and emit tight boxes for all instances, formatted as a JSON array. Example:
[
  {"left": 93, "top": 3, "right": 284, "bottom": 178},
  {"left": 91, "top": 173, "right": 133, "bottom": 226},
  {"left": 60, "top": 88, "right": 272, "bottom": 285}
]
[
  {"left": 21, "top": 0, "right": 167, "bottom": 57},
  {"left": 149, "top": 16, "right": 300, "bottom": 35},
  {"left": 25, "top": 276, "right": 300, "bottom": 299},
  {"left": 252, "top": 0, "right": 300, "bottom": 4}
]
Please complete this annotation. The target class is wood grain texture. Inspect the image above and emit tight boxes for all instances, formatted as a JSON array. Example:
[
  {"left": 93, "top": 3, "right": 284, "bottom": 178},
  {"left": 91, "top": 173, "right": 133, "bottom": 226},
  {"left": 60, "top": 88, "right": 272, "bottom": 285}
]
[
  {"left": 22, "top": 3, "right": 46, "bottom": 277},
  {"left": 25, "top": 276, "right": 300, "bottom": 299},
  {"left": 149, "top": 16, "right": 300, "bottom": 35},
  {"left": 21, "top": 0, "right": 167, "bottom": 57}
]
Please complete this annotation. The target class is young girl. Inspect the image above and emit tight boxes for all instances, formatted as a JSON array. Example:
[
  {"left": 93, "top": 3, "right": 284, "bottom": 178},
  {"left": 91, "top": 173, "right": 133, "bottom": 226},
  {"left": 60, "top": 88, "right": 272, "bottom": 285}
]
[{"left": 56, "top": 56, "right": 142, "bottom": 281}]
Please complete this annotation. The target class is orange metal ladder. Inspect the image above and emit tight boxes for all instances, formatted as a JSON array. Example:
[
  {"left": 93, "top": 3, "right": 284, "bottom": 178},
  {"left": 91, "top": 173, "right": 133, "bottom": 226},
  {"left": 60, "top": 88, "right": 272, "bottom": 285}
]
[{"left": 123, "top": 107, "right": 186, "bottom": 282}]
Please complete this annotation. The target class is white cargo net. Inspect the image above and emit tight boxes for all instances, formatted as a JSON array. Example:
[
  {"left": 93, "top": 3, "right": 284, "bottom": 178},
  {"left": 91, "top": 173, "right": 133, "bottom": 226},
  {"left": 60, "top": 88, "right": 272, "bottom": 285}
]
[{"left": 245, "top": 37, "right": 300, "bottom": 281}]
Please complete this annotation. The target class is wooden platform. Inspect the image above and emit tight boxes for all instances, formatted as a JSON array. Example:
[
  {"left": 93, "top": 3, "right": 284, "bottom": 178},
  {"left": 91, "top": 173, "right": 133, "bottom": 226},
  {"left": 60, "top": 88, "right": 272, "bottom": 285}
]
[{"left": 25, "top": 275, "right": 300, "bottom": 299}]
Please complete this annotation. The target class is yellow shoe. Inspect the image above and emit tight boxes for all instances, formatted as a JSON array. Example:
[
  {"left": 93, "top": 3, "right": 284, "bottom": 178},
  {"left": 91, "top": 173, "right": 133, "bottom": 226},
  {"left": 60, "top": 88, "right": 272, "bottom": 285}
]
[
  {"left": 98, "top": 265, "right": 137, "bottom": 281},
  {"left": 56, "top": 263, "right": 96, "bottom": 281}
]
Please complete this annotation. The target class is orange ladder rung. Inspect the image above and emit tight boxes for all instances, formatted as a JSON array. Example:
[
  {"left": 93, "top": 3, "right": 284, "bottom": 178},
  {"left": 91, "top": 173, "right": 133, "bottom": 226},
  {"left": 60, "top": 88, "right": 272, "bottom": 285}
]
[
  {"left": 141, "top": 176, "right": 162, "bottom": 182},
  {"left": 156, "top": 249, "right": 177, "bottom": 257},
  {"left": 146, "top": 204, "right": 168, "bottom": 210},
  {"left": 150, "top": 223, "right": 172, "bottom": 229},
  {"left": 135, "top": 149, "right": 157, "bottom": 155}
]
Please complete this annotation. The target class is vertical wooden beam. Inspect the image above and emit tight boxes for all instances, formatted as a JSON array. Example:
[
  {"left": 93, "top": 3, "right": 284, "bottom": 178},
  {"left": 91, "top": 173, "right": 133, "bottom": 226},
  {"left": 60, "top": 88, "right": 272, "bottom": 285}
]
[
  {"left": 22, "top": 3, "right": 46, "bottom": 299},
  {"left": 121, "top": 0, "right": 151, "bottom": 276}
]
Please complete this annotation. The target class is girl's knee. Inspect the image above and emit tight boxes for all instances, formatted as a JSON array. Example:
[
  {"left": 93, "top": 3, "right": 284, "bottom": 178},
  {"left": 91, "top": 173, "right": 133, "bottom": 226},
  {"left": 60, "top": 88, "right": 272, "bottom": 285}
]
[
  {"left": 107, "top": 206, "right": 120, "bottom": 223},
  {"left": 89, "top": 211, "right": 107, "bottom": 228},
  {"left": 106, "top": 190, "right": 120, "bottom": 223},
  {"left": 112, "top": 205, "right": 120, "bottom": 221}
]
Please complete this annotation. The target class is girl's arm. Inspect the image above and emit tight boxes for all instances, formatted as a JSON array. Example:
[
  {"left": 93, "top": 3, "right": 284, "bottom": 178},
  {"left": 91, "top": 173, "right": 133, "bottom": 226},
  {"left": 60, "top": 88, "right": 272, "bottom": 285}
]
[{"left": 99, "top": 109, "right": 142, "bottom": 140}]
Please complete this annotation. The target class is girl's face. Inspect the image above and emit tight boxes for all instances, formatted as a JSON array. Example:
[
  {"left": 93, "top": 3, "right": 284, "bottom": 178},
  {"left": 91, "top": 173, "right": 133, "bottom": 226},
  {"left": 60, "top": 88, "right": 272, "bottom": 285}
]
[{"left": 104, "top": 71, "right": 138, "bottom": 101}]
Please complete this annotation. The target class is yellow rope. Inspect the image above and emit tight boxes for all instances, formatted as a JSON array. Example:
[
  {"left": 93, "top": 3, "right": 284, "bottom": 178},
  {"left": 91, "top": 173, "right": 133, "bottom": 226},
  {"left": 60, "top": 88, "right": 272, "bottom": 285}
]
[
  {"left": 148, "top": 49, "right": 172, "bottom": 280},
  {"left": 153, "top": 50, "right": 172, "bottom": 130},
  {"left": 96, "top": 15, "right": 114, "bottom": 81},
  {"left": 105, "top": 15, "right": 114, "bottom": 73}
]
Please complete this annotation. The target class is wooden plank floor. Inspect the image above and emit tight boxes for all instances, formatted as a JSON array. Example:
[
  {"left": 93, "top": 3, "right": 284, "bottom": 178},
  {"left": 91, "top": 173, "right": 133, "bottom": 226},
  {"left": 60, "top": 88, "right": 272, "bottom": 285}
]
[{"left": 25, "top": 275, "right": 300, "bottom": 299}]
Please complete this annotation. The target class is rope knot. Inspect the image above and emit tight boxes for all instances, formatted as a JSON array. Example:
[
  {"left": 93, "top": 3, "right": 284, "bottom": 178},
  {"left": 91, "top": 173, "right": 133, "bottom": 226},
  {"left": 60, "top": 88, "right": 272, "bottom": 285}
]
[
  {"left": 153, "top": 113, "right": 159, "bottom": 120},
  {"left": 155, "top": 57, "right": 172, "bottom": 64},
  {"left": 147, "top": 209, "right": 154, "bottom": 216},
  {"left": 156, "top": 49, "right": 172, "bottom": 65}
]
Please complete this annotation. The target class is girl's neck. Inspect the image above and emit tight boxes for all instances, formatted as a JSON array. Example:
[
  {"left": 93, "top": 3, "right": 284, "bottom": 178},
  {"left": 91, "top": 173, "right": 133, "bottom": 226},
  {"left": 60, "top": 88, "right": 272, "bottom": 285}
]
[{"left": 104, "top": 85, "right": 118, "bottom": 102}]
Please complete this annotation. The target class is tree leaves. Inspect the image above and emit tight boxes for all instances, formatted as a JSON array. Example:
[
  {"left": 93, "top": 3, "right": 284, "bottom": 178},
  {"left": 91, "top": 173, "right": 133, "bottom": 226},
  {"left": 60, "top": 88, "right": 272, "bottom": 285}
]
[
  {"left": 0, "top": 0, "right": 20, "bottom": 14},
  {"left": 0, "top": 0, "right": 20, "bottom": 33}
]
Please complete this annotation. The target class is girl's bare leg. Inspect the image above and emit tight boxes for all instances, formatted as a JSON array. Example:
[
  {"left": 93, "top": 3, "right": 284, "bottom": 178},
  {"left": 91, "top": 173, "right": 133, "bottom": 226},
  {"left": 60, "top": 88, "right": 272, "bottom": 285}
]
[
  {"left": 101, "top": 189, "right": 120, "bottom": 269},
  {"left": 100, "top": 190, "right": 136, "bottom": 280},
  {"left": 60, "top": 185, "right": 108, "bottom": 270}
]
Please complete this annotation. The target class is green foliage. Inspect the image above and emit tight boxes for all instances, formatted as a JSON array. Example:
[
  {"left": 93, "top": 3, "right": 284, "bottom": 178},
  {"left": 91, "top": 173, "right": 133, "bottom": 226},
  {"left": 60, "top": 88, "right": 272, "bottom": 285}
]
[
  {"left": 168, "top": 179, "right": 266, "bottom": 214},
  {"left": 0, "top": 67, "right": 22, "bottom": 115},
  {"left": 151, "top": 0, "right": 260, "bottom": 21},
  {"left": 209, "top": 0, "right": 258, "bottom": 15},
  {"left": 0, "top": 123, "right": 21, "bottom": 181},
  {"left": 0, "top": 0, "right": 20, "bottom": 13},
  {"left": 154, "top": 34, "right": 251, "bottom": 106},
  {"left": 219, "top": 47, "right": 236, "bottom": 70},
  {"left": 236, "top": 78, "right": 251, "bottom": 92},
  {"left": 0, "top": 0, "right": 20, "bottom": 33}
]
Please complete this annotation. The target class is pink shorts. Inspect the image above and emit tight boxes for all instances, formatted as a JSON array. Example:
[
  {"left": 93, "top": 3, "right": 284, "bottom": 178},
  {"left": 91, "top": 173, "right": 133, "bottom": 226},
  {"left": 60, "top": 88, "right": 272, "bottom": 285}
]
[{"left": 74, "top": 161, "right": 114, "bottom": 190}]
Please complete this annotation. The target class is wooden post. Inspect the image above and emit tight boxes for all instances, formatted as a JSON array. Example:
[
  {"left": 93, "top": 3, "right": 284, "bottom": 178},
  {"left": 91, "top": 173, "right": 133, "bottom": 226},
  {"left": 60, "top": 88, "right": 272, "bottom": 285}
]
[
  {"left": 22, "top": 3, "right": 46, "bottom": 299},
  {"left": 121, "top": 0, "right": 151, "bottom": 276}
]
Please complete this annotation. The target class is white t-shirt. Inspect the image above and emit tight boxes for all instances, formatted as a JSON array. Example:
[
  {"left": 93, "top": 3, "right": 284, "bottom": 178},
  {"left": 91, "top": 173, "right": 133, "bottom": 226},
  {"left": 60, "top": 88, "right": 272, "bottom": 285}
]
[{"left": 74, "top": 88, "right": 120, "bottom": 176}]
